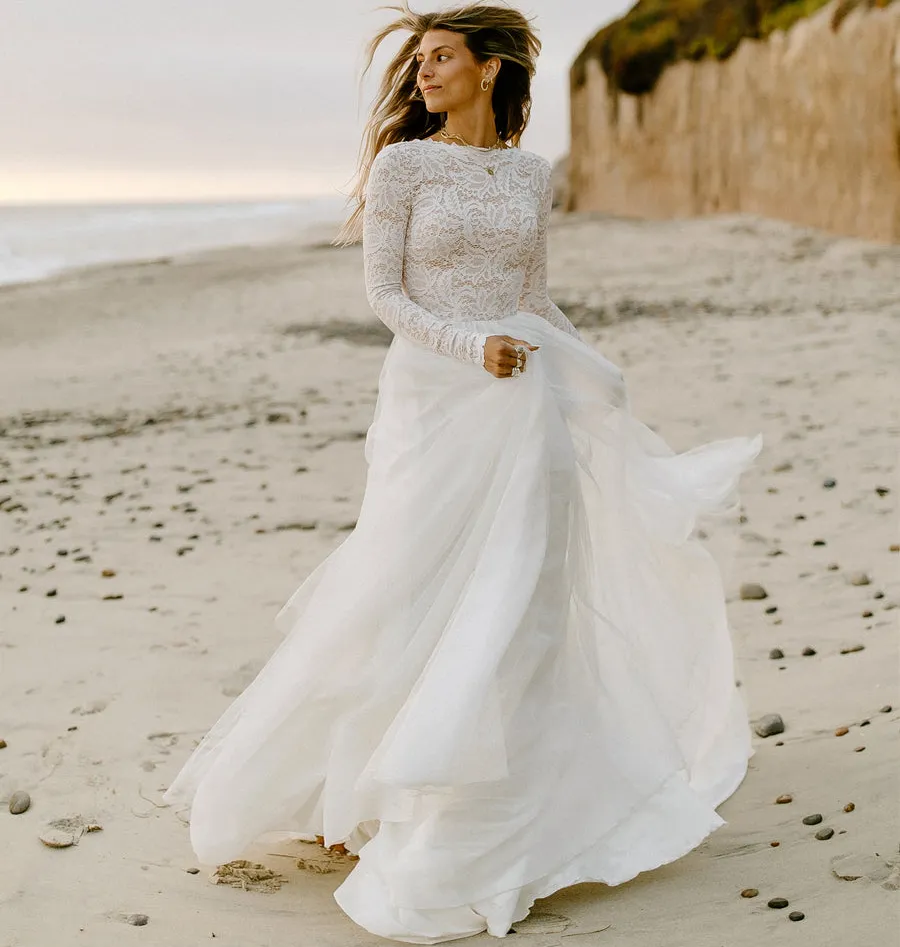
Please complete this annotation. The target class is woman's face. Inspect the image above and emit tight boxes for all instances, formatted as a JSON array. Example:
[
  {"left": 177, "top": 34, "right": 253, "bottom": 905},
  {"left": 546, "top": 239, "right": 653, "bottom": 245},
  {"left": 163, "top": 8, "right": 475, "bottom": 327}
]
[{"left": 414, "top": 29, "right": 496, "bottom": 113}]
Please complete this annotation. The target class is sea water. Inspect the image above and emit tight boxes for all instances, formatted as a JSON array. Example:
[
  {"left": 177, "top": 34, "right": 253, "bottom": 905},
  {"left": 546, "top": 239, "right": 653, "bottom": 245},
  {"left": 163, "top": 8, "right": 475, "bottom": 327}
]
[{"left": 0, "top": 196, "right": 348, "bottom": 288}]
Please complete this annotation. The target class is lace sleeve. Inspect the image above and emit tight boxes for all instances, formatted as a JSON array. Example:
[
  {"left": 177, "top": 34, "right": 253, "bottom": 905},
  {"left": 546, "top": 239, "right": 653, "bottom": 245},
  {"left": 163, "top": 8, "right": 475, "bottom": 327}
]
[
  {"left": 363, "top": 144, "right": 489, "bottom": 367},
  {"left": 518, "top": 161, "right": 584, "bottom": 342}
]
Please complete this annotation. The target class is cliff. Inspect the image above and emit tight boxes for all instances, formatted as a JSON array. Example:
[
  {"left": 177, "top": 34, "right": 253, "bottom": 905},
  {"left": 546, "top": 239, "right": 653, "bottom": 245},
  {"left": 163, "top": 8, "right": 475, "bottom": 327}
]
[{"left": 567, "top": 0, "right": 900, "bottom": 242}]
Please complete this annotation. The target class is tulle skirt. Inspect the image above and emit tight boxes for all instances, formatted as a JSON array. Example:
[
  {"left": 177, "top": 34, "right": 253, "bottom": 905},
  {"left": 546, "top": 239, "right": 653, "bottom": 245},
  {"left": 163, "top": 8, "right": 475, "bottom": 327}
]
[{"left": 161, "top": 311, "right": 763, "bottom": 944}]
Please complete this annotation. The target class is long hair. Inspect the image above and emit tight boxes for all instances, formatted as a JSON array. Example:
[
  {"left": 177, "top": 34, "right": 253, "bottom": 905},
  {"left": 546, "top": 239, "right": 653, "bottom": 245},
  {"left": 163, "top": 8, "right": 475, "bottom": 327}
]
[{"left": 332, "top": 1, "right": 541, "bottom": 246}]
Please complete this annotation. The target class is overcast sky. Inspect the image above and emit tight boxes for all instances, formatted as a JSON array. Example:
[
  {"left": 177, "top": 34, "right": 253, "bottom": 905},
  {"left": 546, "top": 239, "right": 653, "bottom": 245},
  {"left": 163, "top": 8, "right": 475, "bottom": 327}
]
[{"left": 0, "top": 0, "right": 630, "bottom": 204}]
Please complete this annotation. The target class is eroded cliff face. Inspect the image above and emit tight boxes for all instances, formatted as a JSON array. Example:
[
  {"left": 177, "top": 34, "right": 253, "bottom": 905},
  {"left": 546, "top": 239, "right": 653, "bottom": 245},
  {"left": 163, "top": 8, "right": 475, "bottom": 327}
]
[{"left": 568, "top": 1, "right": 900, "bottom": 242}]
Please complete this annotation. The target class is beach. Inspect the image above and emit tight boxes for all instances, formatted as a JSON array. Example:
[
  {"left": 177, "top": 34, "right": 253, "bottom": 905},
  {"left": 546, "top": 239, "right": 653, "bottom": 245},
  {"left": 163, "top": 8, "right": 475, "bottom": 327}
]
[{"left": 1, "top": 210, "right": 898, "bottom": 946}]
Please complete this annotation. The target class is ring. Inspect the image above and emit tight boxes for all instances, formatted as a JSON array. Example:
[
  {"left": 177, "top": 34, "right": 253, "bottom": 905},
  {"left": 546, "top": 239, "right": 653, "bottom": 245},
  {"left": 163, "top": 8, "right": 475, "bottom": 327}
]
[{"left": 511, "top": 366, "right": 521, "bottom": 377}]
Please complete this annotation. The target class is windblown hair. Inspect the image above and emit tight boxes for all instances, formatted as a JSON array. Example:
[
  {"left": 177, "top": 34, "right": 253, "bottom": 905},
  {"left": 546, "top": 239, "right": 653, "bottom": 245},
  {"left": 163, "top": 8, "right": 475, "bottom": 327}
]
[{"left": 332, "top": 1, "right": 541, "bottom": 246}]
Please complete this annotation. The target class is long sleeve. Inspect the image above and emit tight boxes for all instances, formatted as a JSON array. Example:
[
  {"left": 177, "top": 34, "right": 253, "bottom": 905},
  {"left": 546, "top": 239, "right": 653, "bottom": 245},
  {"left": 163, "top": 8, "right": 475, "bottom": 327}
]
[
  {"left": 363, "top": 144, "right": 489, "bottom": 367},
  {"left": 518, "top": 163, "right": 585, "bottom": 343}
]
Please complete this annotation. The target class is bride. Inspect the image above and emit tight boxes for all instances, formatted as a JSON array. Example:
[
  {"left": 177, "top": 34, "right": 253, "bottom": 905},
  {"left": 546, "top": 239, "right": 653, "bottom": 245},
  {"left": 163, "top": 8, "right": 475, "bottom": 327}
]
[{"left": 161, "top": 2, "right": 763, "bottom": 943}]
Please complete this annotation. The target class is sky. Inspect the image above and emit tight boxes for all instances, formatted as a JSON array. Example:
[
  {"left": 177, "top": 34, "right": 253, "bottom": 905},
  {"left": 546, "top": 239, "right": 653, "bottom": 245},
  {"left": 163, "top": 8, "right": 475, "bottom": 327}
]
[{"left": 0, "top": 0, "right": 632, "bottom": 204}]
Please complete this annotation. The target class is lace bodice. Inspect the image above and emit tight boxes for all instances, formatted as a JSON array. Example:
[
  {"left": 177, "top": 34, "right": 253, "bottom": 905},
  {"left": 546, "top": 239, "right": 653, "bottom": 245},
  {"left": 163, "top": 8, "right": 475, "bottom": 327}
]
[{"left": 362, "top": 138, "right": 583, "bottom": 367}]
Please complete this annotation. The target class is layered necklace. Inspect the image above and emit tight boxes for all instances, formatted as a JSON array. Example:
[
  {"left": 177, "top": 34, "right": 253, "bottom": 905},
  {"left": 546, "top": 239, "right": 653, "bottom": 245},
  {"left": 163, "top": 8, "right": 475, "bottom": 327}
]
[{"left": 437, "top": 124, "right": 508, "bottom": 175}]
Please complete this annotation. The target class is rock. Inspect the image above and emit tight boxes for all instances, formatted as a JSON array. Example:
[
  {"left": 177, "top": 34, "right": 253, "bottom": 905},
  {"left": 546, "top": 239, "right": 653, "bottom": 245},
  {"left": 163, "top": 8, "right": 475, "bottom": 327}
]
[
  {"left": 765, "top": 605, "right": 778, "bottom": 614},
  {"left": 875, "top": 486, "right": 890, "bottom": 496},
  {"left": 831, "top": 853, "right": 891, "bottom": 883},
  {"left": 812, "top": 539, "right": 826, "bottom": 546},
  {"left": 789, "top": 912, "right": 805, "bottom": 922},
  {"left": 767, "top": 897, "right": 789, "bottom": 909},
  {"left": 772, "top": 462, "right": 793, "bottom": 473},
  {"left": 770, "top": 840, "right": 781, "bottom": 847},
  {"left": 835, "top": 727, "right": 849, "bottom": 736},
  {"left": 880, "top": 705, "right": 893, "bottom": 713},
  {"left": 101, "top": 569, "right": 116, "bottom": 577},
  {"left": 754, "top": 713, "right": 785, "bottom": 737},
  {"left": 740, "top": 888, "right": 759, "bottom": 898},
  {"left": 827, "top": 562, "right": 840, "bottom": 570},
  {"left": 740, "top": 583, "right": 768, "bottom": 600},
  {"left": 843, "top": 802, "right": 855, "bottom": 812},
  {"left": 823, "top": 478, "right": 836, "bottom": 488},
  {"left": 769, "top": 648, "right": 784, "bottom": 659},
  {"left": 45, "top": 588, "right": 57, "bottom": 597},
  {"left": 775, "top": 794, "right": 793, "bottom": 804},
  {"left": 815, "top": 827, "right": 835, "bottom": 840},
  {"left": 9, "top": 790, "right": 31, "bottom": 814},
  {"left": 54, "top": 615, "right": 65, "bottom": 624},
  {"left": 840, "top": 644, "right": 865, "bottom": 654},
  {"left": 854, "top": 745, "right": 866, "bottom": 752},
  {"left": 802, "top": 814, "right": 823, "bottom": 825},
  {"left": 0, "top": 739, "right": 6, "bottom": 749},
  {"left": 861, "top": 610, "right": 873, "bottom": 618},
  {"left": 802, "top": 646, "right": 817, "bottom": 656},
  {"left": 848, "top": 572, "right": 871, "bottom": 586},
  {"left": 890, "top": 544, "right": 900, "bottom": 553},
  {"left": 125, "top": 915, "right": 149, "bottom": 926},
  {"left": 186, "top": 867, "right": 200, "bottom": 874}
]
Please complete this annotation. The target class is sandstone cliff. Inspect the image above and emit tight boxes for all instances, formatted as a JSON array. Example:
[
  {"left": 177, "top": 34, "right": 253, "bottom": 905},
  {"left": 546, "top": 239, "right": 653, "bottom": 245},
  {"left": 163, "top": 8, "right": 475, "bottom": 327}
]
[{"left": 567, "top": 1, "right": 900, "bottom": 242}]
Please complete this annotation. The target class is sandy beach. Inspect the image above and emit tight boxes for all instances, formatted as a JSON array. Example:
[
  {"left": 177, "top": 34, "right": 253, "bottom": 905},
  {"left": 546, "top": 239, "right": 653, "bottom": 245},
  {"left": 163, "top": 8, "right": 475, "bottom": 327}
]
[{"left": 1, "top": 210, "right": 898, "bottom": 946}]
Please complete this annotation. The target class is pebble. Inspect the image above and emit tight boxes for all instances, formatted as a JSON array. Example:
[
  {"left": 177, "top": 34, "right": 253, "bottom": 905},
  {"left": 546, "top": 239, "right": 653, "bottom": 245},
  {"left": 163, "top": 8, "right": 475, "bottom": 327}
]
[
  {"left": 45, "top": 588, "right": 57, "bottom": 597},
  {"left": 801, "top": 646, "right": 817, "bottom": 656},
  {"left": 0, "top": 739, "right": 7, "bottom": 749},
  {"left": 848, "top": 571, "right": 871, "bottom": 586},
  {"left": 101, "top": 569, "right": 116, "bottom": 577},
  {"left": 185, "top": 867, "right": 200, "bottom": 874},
  {"left": 767, "top": 897, "right": 789, "bottom": 909},
  {"left": 823, "top": 478, "right": 836, "bottom": 488},
  {"left": 9, "top": 790, "right": 31, "bottom": 814},
  {"left": 844, "top": 802, "right": 855, "bottom": 812},
  {"left": 126, "top": 914, "right": 149, "bottom": 927},
  {"left": 875, "top": 486, "right": 890, "bottom": 496},
  {"left": 827, "top": 562, "right": 839, "bottom": 570},
  {"left": 775, "top": 794, "right": 793, "bottom": 804},
  {"left": 834, "top": 726, "right": 849, "bottom": 736},
  {"left": 754, "top": 713, "right": 785, "bottom": 737},
  {"left": 890, "top": 544, "right": 899, "bottom": 553},
  {"left": 839, "top": 644, "right": 864, "bottom": 654},
  {"left": 880, "top": 705, "right": 892, "bottom": 713},
  {"left": 861, "top": 610, "right": 873, "bottom": 618},
  {"left": 802, "top": 813, "right": 823, "bottom": 825},
  {"left": 769, "top": 648, "right": 784, "bottom": 660},
  {"left": 789, "top": 912, "right": 805, "bottom": 922},
  {"left": 765, "top": 605, "right": 778, "bottom": 614},
  {"left": 739, "top": 582, "right": 768, "bottom": 600},
  {"left": 740, "top": 888, "right": 759, "bottom": 898},
  {"left": 812, "top": 539, "right": 826, "bottom": 546},
  {"left": 54, "top": 615, "right": 66, "bottom": 624},
  {"left": 854, "top": 746, "right": 866, "bottom": 753},
  {"left": 815, "top": 827, "right": 835, "bottom": 840}
]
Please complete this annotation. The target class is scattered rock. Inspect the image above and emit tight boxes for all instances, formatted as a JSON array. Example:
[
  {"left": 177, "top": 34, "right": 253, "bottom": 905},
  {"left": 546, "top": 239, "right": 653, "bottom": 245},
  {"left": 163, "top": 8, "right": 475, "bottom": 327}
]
[
  {"left": 812, "top": 539, "right": 826, "bottom": 546},
  {"left": 815, "top": 827, "right": 835, "bottom": 840},
  {"left": 840, "top": 644, "right": 865, "bottom": 654},
  {"left": 802, "top": 646, "right": 817, "bottom": 656},
  {"left": 789, "top": 912, "right": 805, "bottom": 922},
  {"left": 740, "top": 888, "right": 759, "bottom": 898},
  {"left": 890, "top": 544, "right": 899, "bottom": 553},
  {"left": 45, "top": 588, "right": 57, "bottom": 597},
  {"left": 54, "top": 615, "right": 65, "bottom": 624},
  {"left": 854, "top": 746, "right": 866, "bottom": 753},
  {"left": 9, "top": 790, "right": 31, "bottom": 814},
  {"left": 274, "top": 522, "right": 317, "bottom": 531},
  {"left": 848, "top": 572, "right": 871, "bottom": 586},
  {"left": 765, "top": 605, "right": 778, "bottom": 614},
  {"left": 827, "top": 562, "right": 840, "bottom": 570},
  {"left": 875, "top": 486, "right": 890, "bottom": 496},
  {"left": 769, "top": 648, "right": 784, "bottom": 659},
  {"left": 102, "top": 594, "right": 123, "bottom": 601},
  {"left": 844, "top": 802, "right": 855, "bottom": 812},
  {"left": 802, "top": 814, "right": 823, "bottom": 825},
  {"left": 775, "top": 794, "right": 793, "bottom": 804},
  {"left": 823, "top": 478, "right": 836, "bottom": 488},
  {"left": 125, "top": 914, "right": 149, "bottom": 927},
  {"left": 754, "top": 713, "right": 785, "bottom": 737},
  {"left": 861, "top": 610, "right": 873, "bottom": 618},
  {"left": 767, "top": 897, "right": 789, "bottom": 909},
  {"left": 740, "top": 583, "right": 768, "bottom": 600},
  {"left": 835, "top": 727, "right": 849, "bottom": 737},
  {"left": 0, "top": 739, "right": 7, "bottom": 749},
  {"left": 101, "top": 569, "right": 116, "bottom": 577},
  {"left": 880, "top": 705, "right": 892, "bottom": 713},
  {"left": 773, "top": 462, "right": 793, "bottom": 473},
  {"left": 185, "top": 867, "right": 200, "bottom": 875}
]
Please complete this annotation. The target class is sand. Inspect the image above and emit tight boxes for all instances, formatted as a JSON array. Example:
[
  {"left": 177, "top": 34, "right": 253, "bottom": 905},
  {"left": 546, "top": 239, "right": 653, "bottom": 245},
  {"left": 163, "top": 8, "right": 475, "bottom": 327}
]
[{"left": 1, "top": 211, "right": 898, "bottom": 946}]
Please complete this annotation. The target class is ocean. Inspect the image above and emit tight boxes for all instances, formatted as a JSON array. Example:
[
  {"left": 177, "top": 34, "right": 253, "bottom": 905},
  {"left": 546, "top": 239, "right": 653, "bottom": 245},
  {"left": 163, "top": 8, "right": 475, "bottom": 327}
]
[{"left": 0, "top": 195, "right": 348, "bottom": 288}]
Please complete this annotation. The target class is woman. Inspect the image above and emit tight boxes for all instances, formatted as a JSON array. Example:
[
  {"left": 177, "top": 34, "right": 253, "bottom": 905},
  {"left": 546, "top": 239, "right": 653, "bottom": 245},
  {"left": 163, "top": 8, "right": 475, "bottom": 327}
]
[{"left": 162, "top": 2, "right": 763, "bottom": 943}]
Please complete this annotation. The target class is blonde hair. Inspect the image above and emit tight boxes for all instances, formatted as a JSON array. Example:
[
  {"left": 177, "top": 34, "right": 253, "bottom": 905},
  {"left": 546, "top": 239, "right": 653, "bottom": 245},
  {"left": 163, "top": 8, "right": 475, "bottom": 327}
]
[{"left": 332, "top": 1, "right": 541, "bottom": 246}]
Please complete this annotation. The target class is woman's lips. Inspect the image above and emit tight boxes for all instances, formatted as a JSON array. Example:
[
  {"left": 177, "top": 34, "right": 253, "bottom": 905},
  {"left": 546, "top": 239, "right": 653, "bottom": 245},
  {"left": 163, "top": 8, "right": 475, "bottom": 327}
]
[{"left": 423, "top": 86, "right": 441, "bottom": 93}]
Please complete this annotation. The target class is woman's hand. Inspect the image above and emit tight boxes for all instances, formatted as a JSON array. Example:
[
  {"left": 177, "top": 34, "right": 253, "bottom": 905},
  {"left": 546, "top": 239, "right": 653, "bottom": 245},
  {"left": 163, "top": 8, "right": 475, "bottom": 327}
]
[{"left": 482, "top": 335, "right": 539, "bottom": 378}]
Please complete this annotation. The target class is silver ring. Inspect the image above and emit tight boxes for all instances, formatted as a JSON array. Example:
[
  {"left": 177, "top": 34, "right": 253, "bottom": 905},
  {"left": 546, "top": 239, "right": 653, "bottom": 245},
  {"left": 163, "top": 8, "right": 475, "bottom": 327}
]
[{"left": 511, "top": 366, "right": 521, "bottom": 377}]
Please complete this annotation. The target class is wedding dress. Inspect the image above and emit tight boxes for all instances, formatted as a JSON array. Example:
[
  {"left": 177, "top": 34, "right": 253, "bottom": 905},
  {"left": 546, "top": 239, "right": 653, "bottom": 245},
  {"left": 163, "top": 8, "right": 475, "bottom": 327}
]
[{"left": 162, "top": 138, "right": 763, "bottom": 943}]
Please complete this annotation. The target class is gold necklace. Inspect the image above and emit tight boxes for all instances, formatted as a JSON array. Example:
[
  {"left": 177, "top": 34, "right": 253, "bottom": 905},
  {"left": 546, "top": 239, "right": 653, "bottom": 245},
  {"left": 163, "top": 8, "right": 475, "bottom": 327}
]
[{"left": 438, "top": 125, "right": 507, "bottom": 175}]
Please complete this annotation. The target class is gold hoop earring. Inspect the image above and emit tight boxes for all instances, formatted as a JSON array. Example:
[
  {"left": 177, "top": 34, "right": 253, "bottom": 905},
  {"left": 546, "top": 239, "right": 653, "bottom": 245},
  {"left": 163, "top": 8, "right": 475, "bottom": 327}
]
[{"left": 480, "top": 76, "right": 493, "bottom": 92}]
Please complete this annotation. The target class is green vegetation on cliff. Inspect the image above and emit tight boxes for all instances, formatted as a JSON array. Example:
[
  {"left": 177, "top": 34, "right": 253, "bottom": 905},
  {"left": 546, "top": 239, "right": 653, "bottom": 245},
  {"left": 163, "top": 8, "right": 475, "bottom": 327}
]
[{"left": 572, "top": 0, "right": 897, "bottom": 96}]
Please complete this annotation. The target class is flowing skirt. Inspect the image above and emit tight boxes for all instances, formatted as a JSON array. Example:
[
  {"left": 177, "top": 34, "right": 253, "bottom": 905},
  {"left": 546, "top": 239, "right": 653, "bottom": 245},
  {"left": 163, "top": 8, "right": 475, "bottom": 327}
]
[{"left": 161, "top": 311, "right": 763, "bottom": 944}]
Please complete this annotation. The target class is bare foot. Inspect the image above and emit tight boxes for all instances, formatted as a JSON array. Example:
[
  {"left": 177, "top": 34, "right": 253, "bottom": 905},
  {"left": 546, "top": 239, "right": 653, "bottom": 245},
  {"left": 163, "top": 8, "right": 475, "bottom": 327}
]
[{"left": 315, "top": 834, "right": 352, "bottom": 856}]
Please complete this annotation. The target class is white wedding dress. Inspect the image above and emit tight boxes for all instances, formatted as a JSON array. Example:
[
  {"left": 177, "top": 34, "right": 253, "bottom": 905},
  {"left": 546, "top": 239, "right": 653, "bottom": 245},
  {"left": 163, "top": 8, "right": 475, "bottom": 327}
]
[{"left": 162, "top": 138, "right": 763, "bottom": 943}]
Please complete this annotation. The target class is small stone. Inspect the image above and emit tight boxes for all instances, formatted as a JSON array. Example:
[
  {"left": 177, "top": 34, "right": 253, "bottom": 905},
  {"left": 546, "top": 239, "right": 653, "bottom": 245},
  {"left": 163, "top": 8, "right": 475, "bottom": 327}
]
[
  {"left": 843, "top": 802, "right": 855, "bottom": 812},
  {"left": 102, "top": 594, "right": 123, "bottom": 601},
  {"left": 880, "top": 705, "right": 892, "bottom": 713},
  {"left": 125, "top": 914, "right": 149, "bottom": 926},
  {"left": 834, "top": 727, "right": 849, "bottom": 736},
  {"left": 54, "top": 615, "right": 66, "bottom": 624},
  {"left": 812, "top": 539, "right": 826, "bottom": 546},
  {"left": 848, "top": 572, "right": 871, "bottom": 586},
  {"left": 101, "top": 569, "right": 116, "bottom": 577},
  {"left": 890, "top": 544, "right": 900, "bottom": 553},
  {"left": 823, "top": 478, "right": 836, "bottom": 488},
  {"left": 0, "top": 739, "right": 6, "bottom": 749},
  {"left": 874, "top": 590, "right": 885, "bottom": 599},
  {"left": 854, "top": 746, "right": 865, "bottom": 753},
  {"left": 45, "top": 588, "right": 57, "bottom": 597},
  {"left": 827, "top": 562, "right": 839, "bottom": 570},
  {"left": 788, "top": 912, "right": 805, "bottom": 922},
  {"left": 775, "top": 794, "right": 793, "bottom": 804},
  {"left": 840, "top": 644, "right": 864, "bottom": 654},
  {"left": 815, "top": 827, "right": 835, "bottom": 840},
  {"left": 740, "top": 583, "right": 768, "bottom": 600},
  {"left": 773, "top": 462, "right": 793, "bottom": 472},
  {"left": 767, "top": 897, "right": 789, "bottom": 909},
  {"left": 802, "top": 814, "right": 823, "bottom": 825},
  {"left": 769, "top": 648, "right": 784, "bottom": 659},
  {"left": 770, "top": 840, "right": 780, "bottom": 847},
  {"left": 754, "top": 713, "right": 785, "bottom": 737},
  {"left": 875, "top": 486, "right": 890, "bottom": 496},
  {"left": 185, "top": 867, "right": 200, "bottom": 874},
  {"left": 861, "top": 610, "right": 873, "bottom": 618},
  {"left": 9, "top": 790, "right": 31, "bottom": 814},
  {"left": 740, "top": 888, "right": 759, "bottom": 898},
  {"left": 801, "top": 646, "right": 817, "bottom": 656},
  {"left": 765, "top": 605, "right": 778, "bottom": 614}
]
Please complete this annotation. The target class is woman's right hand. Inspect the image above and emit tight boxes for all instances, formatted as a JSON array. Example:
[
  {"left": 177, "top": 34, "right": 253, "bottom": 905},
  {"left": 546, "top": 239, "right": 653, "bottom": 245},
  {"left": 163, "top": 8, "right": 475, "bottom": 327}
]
[{"left": 482, "top": 335, "right": 539, "bottom": 378}]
